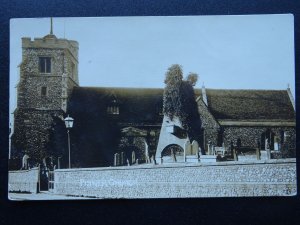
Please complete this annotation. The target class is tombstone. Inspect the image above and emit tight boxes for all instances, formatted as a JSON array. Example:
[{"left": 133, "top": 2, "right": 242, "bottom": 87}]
[
  {"left": 22, "top": 154, "right": 29, "bottom": 170},
  {"left": 256, "top": 148, "right": 261, "bottom": 160},
  {"left": 120, "top": 152, "right": 124, "bottom": 166},
  {"left": 57, "top": 157, "right": 61, "bottom": 169},
  {"left": 198, "top": 147, "right": 202, "bottom": 156},
  {"left": 114, "top": 153, "right": 118, "bottom": 166},
  {"left": 233, "top": 149, "right": 238, "bottom": 161},
  {"left": 184, "top": 140, "right": 191, "bottom": 156},
  {"left": 145, "top": 141, "right": 150, "bottom": 163},
  {"left": 211, "top": 145, "right": 215, "bottom": 155},
  {"left": 265, "top": 138, "right": 269, "bottom": 151},
  {"left": 132, "top": 151, "right": 136, "bottom": 164},
  {"left": 207, "top": 143, "right": 211, "bottom": 155},
  {"left": 191, "top": 140, "right": 199, "bottom": 156},
  {"left": 116, "top": 153, "right": 120, "bottom": 166},
  {"left": 136, "top": 159, "right": 139, "bottom": 165}
]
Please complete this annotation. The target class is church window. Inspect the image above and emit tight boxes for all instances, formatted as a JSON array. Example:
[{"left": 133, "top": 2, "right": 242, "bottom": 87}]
[
  {"left": 41, "top": 86, "right": 47, "bottom": 97},
  {"left": 107, "top": 96, "right": 119, "bottom": 115},
  {"left": 107, "top": 106, "right": 119, "bottom": 115},
  {"left": 39, "top": 57, "right": 51, "bottom": 73}
]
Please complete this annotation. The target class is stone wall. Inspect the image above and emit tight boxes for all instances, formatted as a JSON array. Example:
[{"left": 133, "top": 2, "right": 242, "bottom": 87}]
[
  {"left": 54, "top": 159, "right": 296, "bottom": 198},
  {"left": 11, "top": 108, "right": 64, "bottom": 162},
  {"left": 11, "top": 36, "right": 79, "bottom": 164},
  {"left": 18, "top": 48, "right": 78, "bottom": 110},
  {"left": 8, "top": 167, "right": 40, "bottom": 193},
  {"left": 197, "top": 98, "right": 220, "bottom": 149},
  {"left": 223, "top": 126, "right": 296, "bottom": 151}
]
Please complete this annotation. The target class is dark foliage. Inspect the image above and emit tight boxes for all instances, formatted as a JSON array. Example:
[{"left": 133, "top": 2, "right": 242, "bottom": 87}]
[
  {"left": 45, "top": 115, "right": 68, "bottom": 168},
  {"left": 163, "top": 64, "right": 203, "bottom": 149},
  {"left": 186, "top": 72, "right": 198, "bottom": 86}
]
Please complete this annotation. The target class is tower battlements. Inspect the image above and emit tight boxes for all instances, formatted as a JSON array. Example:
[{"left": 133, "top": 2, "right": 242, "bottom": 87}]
[{"left": 22, "top": 35, "right": 78, "bottom": 61}]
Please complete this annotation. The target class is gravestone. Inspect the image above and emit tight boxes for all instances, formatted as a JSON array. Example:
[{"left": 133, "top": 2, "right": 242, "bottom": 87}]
[
  {"left": 233, "top": 149, "right": 238, "bottom": 161},
  {"left": 22, "top": 154, "right": 29, "bottom": 170},
  {"left": 185, "top": 140, "right": 199, "bottom": 163},
  {"left": 184, "top": 140, "right": 191, "bottom": 155},
  {"left": 132, "top": 151, "right": 136, "bottom": 164},
  {"left": 116, "top": 153, "right": 120, "bottom": 166},
  {"left": 207, "top": 143, "right": 211, "bottom": 155},
  {"left": 256, "top": 148, "right": 261, "bottom": 160},
  {"left": 198, "top": 147, "right": 202, "bottom": 156},
  {"left": 145, "top": 141, "right": 150, "bottom": 163},
  {"left": 57, "top": 157, "right": 61, "bottom": 169},
  {"left": 113, "top": 153, "right": 118, "bottom": 166},
  {"left": 191, "top": 140, "right": 199, "bottom": 156},
  {"left": 120, "top": 152, "right": 124, "bottom": 166}
]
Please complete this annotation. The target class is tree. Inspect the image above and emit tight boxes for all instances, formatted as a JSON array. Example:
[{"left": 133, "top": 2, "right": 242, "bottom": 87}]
[
  {"left": 186, "top": 72, "right": 198, "bottom": 86},
  {"left": 163, "top": 64, "right": 204, "bottom": 153},
  {"left": 46, "top": 115, "right": 68, "bottom": 168}
]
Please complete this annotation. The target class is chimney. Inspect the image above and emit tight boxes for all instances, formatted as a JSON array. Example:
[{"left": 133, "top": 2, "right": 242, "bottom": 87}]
[{"left": 202, "top": 83, "right": 208, "bottom": 106}]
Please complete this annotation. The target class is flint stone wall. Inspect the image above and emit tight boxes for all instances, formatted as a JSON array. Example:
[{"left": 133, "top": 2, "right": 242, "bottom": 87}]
[
  {"left": 54, "top": 159, "right": 296, "bottom": 198},
  {"left": 197, "top": 98, "right": 220, "bottom": 148},
  {"left": 8, "top": 167, "right": 39, "bottom": 193},
  {"left": 223, "top": 126, "right": 296, "bottom": 151}
]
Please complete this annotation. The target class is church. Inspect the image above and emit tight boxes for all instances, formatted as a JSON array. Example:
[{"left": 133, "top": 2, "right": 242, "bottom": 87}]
[{"left": 10, "top": 28, "right": 296, "bottom": 169}]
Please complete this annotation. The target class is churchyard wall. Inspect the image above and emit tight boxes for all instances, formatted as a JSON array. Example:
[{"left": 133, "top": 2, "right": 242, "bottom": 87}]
[
  {"left": 8, "top": 167, "right": 39, "bottom": 193},
  {"left": 54, "top": 159, "right": 296, "bottom": 198}
]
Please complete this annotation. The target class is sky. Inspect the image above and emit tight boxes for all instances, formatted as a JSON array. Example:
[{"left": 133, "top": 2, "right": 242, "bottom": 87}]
[{"left": 10, "top": 15, "right": 295, "bottom": 118}]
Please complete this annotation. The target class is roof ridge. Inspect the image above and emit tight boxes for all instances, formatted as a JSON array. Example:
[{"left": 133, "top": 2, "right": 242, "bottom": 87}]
[
  {"left": 75, "top": 86, "right": 164, "bottom": 90},
  {"left": 204, "top": 88, "right": 287, "bottom": 92}
]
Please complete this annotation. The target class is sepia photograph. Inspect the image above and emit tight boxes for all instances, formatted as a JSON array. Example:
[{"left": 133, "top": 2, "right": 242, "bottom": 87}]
[{"left": 8, "top": 15, "right": 296, "bottom": 200}]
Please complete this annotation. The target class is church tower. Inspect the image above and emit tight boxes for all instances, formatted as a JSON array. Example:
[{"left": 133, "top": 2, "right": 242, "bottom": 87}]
[{"left": 11, "top": 19, "right": 79, "bottom": 165}]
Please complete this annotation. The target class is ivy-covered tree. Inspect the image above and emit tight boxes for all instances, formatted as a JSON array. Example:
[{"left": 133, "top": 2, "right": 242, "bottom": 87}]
[
  {"left": 163, "top": 64, "right": 204, "bottom": 153},
  {"left": 46, "top": 115, "right": 68, "bottom": 168}
]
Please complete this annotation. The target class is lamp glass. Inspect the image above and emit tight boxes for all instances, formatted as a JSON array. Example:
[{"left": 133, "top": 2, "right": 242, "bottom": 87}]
[{"left": 64, "top": 116, "right": 74, "bottom": 129}]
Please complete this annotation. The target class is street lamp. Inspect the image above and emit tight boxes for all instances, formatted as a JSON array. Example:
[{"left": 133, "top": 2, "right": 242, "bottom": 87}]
[{"left": 64, "top": 115, "right": 74, "bottom": 168}]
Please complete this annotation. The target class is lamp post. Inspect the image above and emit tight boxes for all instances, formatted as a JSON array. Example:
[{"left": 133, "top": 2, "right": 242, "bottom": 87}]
[{"left": 64, "top": 115, "right": 74, "bottom": 169}]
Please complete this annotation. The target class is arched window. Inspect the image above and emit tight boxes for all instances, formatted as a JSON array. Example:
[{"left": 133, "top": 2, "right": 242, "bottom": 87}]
[
  {"left": 107, "top": 98, "right": 119, "bottom": 115},
  {"left": 39, "top": 57, "right": 51, "bottom": 73}
]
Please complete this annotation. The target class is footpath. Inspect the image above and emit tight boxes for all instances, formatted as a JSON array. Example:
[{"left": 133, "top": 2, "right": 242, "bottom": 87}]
[{"left": 8, "top": 191, "right": 92, "bottom": 201}]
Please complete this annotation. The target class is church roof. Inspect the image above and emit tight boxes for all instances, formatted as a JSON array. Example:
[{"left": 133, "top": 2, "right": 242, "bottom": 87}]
[
  {"left": 69, "top": 87, "right": 295, "bottom": 125},
  {"left": 205, "top": 89, "right": 295, "bottom": 121},
  {"left": 69, "top": 87, "right": 164, "bottom": 126}
]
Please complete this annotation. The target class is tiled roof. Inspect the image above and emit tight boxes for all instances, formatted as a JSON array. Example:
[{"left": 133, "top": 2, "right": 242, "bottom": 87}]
[
  {"left": 205, "top": 89, "right": 295, "bottom": 121},
  {"left": 69, "top": 87, "right": 295, "bottom": 123},
  {"left": 69, "top": 87, "right": 164, "bottom": 125}
]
